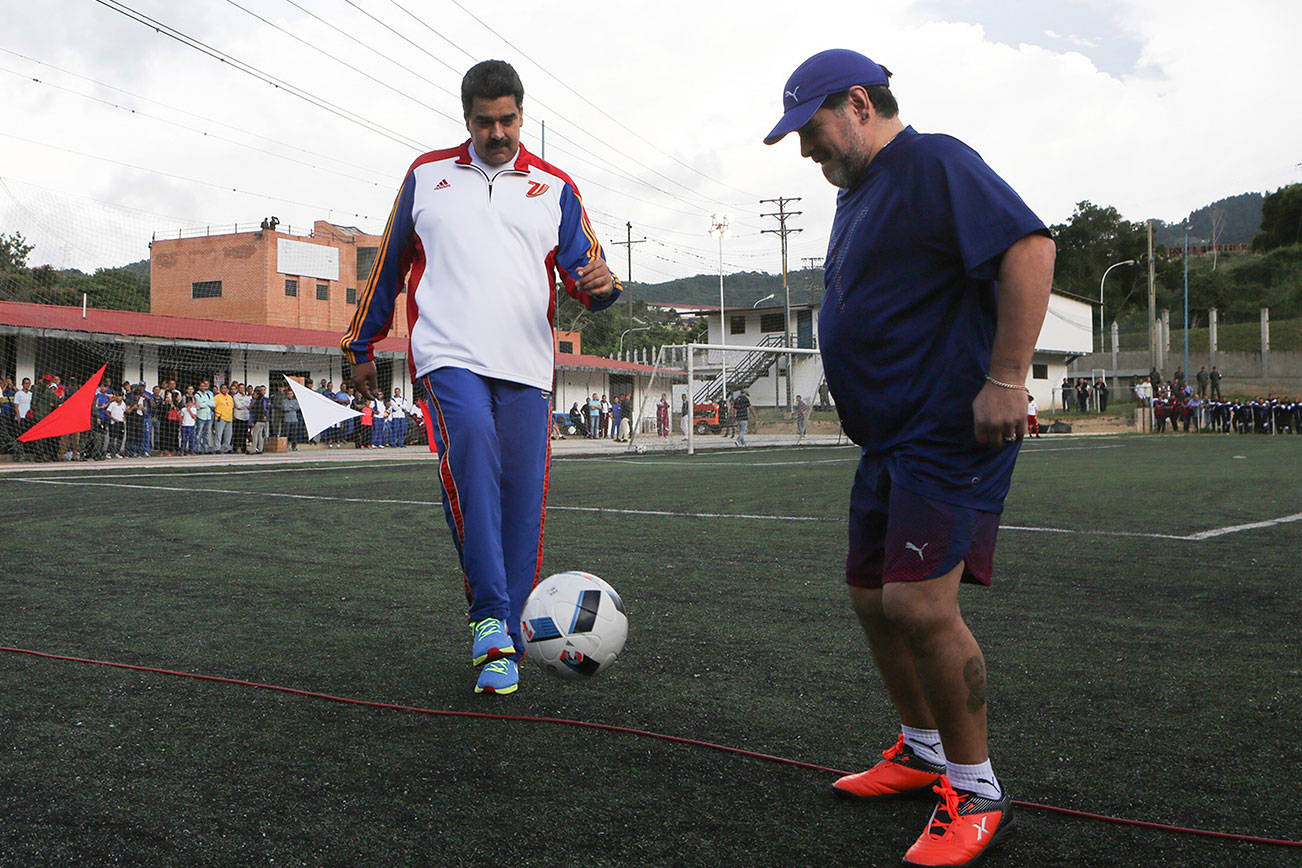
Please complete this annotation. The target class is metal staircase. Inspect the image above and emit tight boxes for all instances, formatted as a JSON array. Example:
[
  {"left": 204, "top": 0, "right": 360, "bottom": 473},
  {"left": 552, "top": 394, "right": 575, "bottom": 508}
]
[{"left": 692, "top": 334, "right": 788, "bottom": 404}]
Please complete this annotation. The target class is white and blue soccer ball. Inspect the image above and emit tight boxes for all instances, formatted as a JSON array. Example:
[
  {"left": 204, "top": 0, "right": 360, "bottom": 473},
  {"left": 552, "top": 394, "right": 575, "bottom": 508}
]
[{"left": 521, "top": 571, "right": 627, "bottom": 679}]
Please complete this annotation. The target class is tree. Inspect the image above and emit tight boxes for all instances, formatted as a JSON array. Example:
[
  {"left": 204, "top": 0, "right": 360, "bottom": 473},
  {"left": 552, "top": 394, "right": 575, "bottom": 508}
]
[
  {"left": 1253, "top": 183, "right": 1302, "bottom": 252},
  {"left": 1049, "top": 201, "right": 1148, "bottom": 320},
  {"left": 0, "top": 231, "right": 34, "bottom": 272},
  {"left": 1209, "top": 207, "right": 1226, "bottom": 271}
]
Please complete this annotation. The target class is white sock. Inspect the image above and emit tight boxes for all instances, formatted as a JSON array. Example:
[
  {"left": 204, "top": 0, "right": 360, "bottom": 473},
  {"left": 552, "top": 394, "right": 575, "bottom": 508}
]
[
  {"left": 901, "top": 725, "right": 946, "bottom": 766},
  {"left": 945, "top": 759, "right": 1002, "bottom": 800}
]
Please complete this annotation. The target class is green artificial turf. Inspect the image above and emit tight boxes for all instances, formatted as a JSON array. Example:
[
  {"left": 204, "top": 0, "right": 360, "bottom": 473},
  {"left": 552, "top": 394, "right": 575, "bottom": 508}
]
[{"left": 1, "top": 434, "right": 1299, "bottom": 866}]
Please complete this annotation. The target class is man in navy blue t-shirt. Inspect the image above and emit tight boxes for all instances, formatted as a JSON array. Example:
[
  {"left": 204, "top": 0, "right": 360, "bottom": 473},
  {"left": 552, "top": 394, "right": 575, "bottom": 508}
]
[{"left": 766, "top": 49, "right": 1054, "bottom": 867}]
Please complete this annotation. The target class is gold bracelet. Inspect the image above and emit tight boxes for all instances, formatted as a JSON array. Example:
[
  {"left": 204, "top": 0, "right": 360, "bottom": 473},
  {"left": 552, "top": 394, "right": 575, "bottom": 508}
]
[{"left": 984, "top": 375, "right": 1027, "bottom": 391}]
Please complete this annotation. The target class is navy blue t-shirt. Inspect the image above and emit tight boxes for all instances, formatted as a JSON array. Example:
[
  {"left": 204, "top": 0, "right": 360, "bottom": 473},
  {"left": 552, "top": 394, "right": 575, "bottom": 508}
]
[{"left": 819, "top": 126, "right": 1048, "bottom": 512}]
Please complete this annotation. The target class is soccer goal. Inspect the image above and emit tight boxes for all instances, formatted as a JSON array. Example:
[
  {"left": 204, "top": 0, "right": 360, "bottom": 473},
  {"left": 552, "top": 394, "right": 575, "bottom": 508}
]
[{"left": 627, "top": 340, "right": 841, "bottom": 455}]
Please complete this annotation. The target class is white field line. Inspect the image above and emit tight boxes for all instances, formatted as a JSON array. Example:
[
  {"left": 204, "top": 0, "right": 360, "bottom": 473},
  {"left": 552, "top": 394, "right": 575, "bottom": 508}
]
[
  {"left": 22, "top": 464, "right": 403, "bottom": 481},
  {"left": 14, "top": 442, "right": 1120, "bottom": 478},
  {"left": 589, "top": 457, "right": 854, "bottom": 467},
  {"left": 592, "top": 443, "right": 1124, "bottom": 467},
  {"left": 12, "top": 477, "right": 1300, "bottom": 540},
  {"left": 1013, "top": 444, "right": 1125, "bottom": 454},
  {"left": 1183, "top": 512, "right": 1302, "bottom": 540},
  {"left": 999, "top": 525, "right": 1189, "bottom": 541},
  {"left": 10, "top": 478, "right": 821, "bottom": 522}
]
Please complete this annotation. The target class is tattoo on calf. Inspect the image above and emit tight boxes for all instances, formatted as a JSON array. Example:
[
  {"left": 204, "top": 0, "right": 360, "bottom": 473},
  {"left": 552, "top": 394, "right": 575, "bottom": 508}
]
[{"left": 963, "top": 656, "right": 987, "bottom": 714}]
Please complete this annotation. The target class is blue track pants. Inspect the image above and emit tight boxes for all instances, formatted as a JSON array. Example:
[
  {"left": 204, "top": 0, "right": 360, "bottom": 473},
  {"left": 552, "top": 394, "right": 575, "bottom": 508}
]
[{"left": 422, "top": 368, "right": 551, "bottom": 653}]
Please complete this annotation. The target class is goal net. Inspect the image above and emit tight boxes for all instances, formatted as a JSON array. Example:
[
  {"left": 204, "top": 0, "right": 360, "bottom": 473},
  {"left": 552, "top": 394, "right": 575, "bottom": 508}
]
[{"left": 627, "top": 340, "right": 841, "bottom": 455}]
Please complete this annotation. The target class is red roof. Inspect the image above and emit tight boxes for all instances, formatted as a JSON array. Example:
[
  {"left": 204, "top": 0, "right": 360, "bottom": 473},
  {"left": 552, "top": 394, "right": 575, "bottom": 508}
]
[
  {"left": 555, "top": 350, "right": 669, "bottom": 374},
  {"left": 0, "top": 300, "right": 406, "bottom": 352},
  {"left": 0, "top": 300, "right": 671, "bottom": 374}
]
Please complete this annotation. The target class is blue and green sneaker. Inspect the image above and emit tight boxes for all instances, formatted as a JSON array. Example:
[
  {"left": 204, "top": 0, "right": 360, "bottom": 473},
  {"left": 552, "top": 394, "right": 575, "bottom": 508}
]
[
  {"left": 470, "top": 617, "right": 515, "bottom": 667},
  {"left": 475, "top": 658, "right": 519, "bottom": 695}
]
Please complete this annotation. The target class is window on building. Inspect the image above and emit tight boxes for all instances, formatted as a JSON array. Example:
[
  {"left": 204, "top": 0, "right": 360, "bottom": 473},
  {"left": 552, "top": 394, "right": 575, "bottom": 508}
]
[
  {"left": 729, "top": 315, "right": 746, "bottom": 335},
  {"left": 357, "top": 247, "right": 379, "bottom": 282},
  {"left": 1032, "top": 363, "right": 1049, "bottom": 380},
  {"left": 285, "top": 278, "right": 298, "bottom": 297},
  {"left": 759, "top": 312, "right": 784, "bottom": 333},
  {"left": 191, "top": 280, "right": 221, "bottom": 299},
  {"left": 558, "top": 341, "right": 574, "bottom": 354},
  {"left": 316, "top": 283, "right": 329, "bottom": 301},
  {"left": 346, "top": 287, "right": 357, "bottom": 304}
]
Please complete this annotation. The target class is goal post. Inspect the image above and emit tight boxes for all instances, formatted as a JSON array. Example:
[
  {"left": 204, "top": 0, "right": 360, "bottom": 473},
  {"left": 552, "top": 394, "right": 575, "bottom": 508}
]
[{"left": 623, "top": 341, "right": 833, "bottom": 455}]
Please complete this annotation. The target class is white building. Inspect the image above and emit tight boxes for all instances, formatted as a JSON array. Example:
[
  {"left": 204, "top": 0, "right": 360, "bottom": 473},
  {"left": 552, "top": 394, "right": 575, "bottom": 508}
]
[
  {"left": 1030, "top": 291, "right": 1095, "bottom": 408},
  {"left": 684, "top": 291, "right": 1095, "bottom": 411}
]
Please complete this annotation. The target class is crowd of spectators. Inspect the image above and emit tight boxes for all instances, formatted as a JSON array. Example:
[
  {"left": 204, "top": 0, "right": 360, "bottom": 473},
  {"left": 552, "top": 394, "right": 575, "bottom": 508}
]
[
  {"left": 561, "top": 392, "right": 632, "bottom": 441},
  {"left": 0, "top": 374, "right": 428, "bottom": 462},
  {"left": 1131, "top": 365, "right": 1300, "bottom": 434},
  {"left": 1058, "top": 376, "right": 1112, "bottom": 413}
]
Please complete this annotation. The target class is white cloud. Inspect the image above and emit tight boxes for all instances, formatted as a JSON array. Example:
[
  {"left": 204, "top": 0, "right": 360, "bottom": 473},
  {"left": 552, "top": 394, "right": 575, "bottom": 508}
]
[{"left": 0, "top": 0, "right": 1298, "bottom": 277}]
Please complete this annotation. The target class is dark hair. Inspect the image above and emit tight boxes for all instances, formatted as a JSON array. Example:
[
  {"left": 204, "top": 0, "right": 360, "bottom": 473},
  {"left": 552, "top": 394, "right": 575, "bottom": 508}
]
[
  {"left": 821, "top": 69, "right": 898, "bottom": 119},
  {"left": 461, "top": 60, "right": 524, "bottom": 116}
]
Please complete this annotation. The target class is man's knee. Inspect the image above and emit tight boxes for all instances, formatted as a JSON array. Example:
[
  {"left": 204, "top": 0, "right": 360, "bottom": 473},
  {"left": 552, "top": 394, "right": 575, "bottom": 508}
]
[{"left": 878, "top": 571, "right": 963, "bottom": 638}]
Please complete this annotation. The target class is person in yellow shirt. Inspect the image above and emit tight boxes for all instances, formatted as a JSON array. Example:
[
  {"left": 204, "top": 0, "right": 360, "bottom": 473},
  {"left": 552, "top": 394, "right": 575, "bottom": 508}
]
[{"left": 213, "top": 383, "right": 235, "bottom": 453}]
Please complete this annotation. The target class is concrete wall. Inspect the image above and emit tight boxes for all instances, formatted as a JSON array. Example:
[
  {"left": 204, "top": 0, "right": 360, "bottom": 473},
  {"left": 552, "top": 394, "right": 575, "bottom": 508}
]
[{"left": 1070, "top": 349, "right": 1302, "bottom": 396}]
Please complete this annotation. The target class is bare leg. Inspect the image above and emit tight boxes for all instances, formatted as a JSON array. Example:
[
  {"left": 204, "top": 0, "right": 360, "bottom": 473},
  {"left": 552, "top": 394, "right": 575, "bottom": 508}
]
[
  {"left": 851, "top": 562, "right": 989, "bottom": 764},
  {"left": 849, "top": 586, "right": 936, "bottom": 729}
]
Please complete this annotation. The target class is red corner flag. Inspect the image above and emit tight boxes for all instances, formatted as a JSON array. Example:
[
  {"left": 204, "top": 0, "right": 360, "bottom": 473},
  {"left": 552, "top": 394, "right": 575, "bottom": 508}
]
[{"left": 18, "top": 364, "right": 107, "bottom": 442}]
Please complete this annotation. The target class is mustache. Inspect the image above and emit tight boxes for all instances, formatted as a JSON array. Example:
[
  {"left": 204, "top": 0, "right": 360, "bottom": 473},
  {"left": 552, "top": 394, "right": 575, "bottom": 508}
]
[{"left": 487, "top": 137, "right": 511, "bottom": 149}]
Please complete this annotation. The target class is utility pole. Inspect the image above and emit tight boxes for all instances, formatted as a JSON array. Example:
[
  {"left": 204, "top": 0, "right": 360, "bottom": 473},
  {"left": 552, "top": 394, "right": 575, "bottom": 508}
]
[
  {"left": 1147, "top": 219, "right": 1157, "bottom": 375},
  {"left": 609, "top": 221, "right": 646, "bottom": 331},
  {"left": 801, "top": 256, "right": 824, "bottom": 303},
  {"left": 761, "top": 196, "right": 801, "bottom": 412}
]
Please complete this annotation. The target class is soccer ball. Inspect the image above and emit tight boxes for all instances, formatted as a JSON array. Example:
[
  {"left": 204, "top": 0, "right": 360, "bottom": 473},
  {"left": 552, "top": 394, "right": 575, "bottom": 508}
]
[{"left": 521, "top": 571, "right": 627, "bottom": 678}]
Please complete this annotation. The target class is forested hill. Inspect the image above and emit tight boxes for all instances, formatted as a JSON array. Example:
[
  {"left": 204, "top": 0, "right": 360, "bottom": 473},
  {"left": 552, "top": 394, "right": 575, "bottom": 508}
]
[
  {"left": 1154, "top": 193, "right": 1263, "bottom": 246},
  {"left": 623, "top": 269, "right": 824, "bottom": 308}
]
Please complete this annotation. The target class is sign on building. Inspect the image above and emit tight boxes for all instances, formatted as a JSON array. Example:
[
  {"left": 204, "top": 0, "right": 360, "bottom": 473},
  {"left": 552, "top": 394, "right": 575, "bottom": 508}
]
[{"left": 277, "top": 238, "right": 339, "bottom": 281}]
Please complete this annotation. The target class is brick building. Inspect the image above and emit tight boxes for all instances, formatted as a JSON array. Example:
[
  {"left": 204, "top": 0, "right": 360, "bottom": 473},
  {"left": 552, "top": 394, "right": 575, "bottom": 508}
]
[{"left": 149, "top": 220, "right": 409, "bottom": 337}]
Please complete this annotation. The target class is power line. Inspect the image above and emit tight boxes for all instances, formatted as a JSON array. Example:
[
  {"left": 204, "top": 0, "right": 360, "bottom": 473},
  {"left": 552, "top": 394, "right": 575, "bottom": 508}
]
[
  {"left": 0, "top": 63, "right": 389, "bottom": 193},
  {"left": 280, "top": 0, "right": 464, "bottom": 98},
  {"left": 0, "top": 45, "right": 395, "bottom": 183},
  {"left": 388, "top": 0, "right": 757, "bottom": 214},
  {"left": 91, "top": 0, "right": 426, "bottom": 151},
  {"left": 0, "top": 130, "right": 375, "bottom": 221},
  {"left": 221, "top": 0, "right": 465, "bottom": 128},
  {"left": 29, "top": 3, "right": 775, "bottom": 283},
  {"left": 249, "top": 0, "right": 750, "bottom": 224},
  {"left": 441, "top": 0, "right": 760, "bottom": 203}
]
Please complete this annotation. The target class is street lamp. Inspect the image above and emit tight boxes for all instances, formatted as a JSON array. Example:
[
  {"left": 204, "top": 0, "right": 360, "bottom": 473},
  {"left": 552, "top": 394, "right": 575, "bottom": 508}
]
[
  {"left": 709, "top": 213, "right": 731, "bottom": 401},
  {"left": 1099, "top": 259, "right": 1136, "bottom": 353},
  {"left": 752, "top": 293, "right": 776, "bottom": 308},
  {"left": 618, "top": 326, "right": 650, "bottom": 355},
  {"left": 1099, "top": 259, "right": 1135, "bottom": 399}
]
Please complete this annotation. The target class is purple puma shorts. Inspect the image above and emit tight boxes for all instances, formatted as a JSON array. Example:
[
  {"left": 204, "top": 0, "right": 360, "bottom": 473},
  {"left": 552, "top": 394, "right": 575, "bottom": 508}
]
[{"left": 845, "top": 457, "right": 1001, "bottom": 589}]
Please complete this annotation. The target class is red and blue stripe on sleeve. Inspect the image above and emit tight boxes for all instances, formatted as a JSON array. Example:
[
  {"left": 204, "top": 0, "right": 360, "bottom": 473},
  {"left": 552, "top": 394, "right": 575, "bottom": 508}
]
[
  {"left": 341, "top": 173, "right": 417, "bottom": 365},
  {"left": 553, "top": 181, "right": 621, "bottom": 313}
]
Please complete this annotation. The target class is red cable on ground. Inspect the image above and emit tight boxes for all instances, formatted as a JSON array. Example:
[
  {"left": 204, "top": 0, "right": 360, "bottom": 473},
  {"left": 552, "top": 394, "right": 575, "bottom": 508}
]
[{"left": 3, "top": 645, "right": 1299, "bottom": 850}]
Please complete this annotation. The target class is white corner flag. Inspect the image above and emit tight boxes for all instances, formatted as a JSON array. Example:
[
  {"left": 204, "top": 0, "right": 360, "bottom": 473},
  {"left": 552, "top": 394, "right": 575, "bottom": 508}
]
[{"left": 284, "top": 375, "right": 361, "bottom": 440}]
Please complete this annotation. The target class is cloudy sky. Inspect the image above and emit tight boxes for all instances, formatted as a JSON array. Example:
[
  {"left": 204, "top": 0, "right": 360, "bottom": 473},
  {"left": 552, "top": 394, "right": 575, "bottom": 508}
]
[{"left": 1, "top": 0, "right": 1298, "bottom": 281}]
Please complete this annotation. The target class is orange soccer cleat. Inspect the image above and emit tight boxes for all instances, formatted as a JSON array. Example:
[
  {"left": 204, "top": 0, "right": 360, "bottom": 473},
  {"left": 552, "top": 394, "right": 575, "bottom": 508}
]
[
  {"left": 832, "top": 733, "right": 945, "bottom": 800},
  {"left": 902, "top": 776, "right": 1015, "bottom": 867}
]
